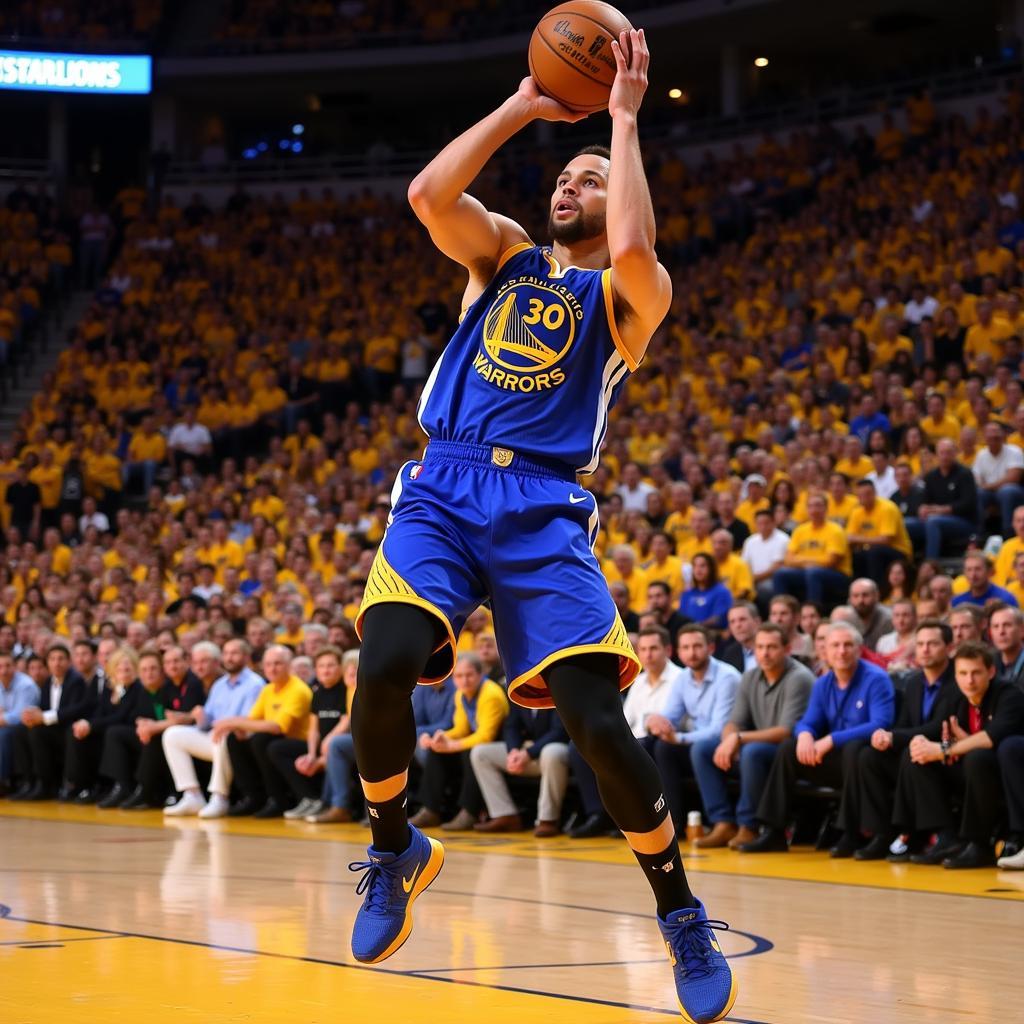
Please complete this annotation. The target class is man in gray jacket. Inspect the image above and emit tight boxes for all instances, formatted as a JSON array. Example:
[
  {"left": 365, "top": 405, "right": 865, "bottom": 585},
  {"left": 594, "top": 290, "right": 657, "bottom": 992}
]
[{"left": 690, "top": 624, "right": 814, "bottom": 848}]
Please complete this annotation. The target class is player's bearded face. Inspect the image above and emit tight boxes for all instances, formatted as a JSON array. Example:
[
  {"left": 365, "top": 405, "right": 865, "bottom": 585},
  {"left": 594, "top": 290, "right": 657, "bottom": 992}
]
[{"left": 547, "top": 203, "right": 606, "bottom": 244}]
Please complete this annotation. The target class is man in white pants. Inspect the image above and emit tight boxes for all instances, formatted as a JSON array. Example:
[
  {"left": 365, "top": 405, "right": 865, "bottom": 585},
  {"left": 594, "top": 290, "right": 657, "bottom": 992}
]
[
  {"left": 466, "top": 704, "right": 569, "bottom": 838},
  {"left": 163, "top": 639, "right": 264, "bottom": 818}
]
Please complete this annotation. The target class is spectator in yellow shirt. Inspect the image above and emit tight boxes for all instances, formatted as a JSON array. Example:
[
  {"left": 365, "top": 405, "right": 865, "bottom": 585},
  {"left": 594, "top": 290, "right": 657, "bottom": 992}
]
[
  {"left": 920, "top": 393, "right": 962, "bottom": 445},
  {"left": 678, "top": 506, "right": 715, "bottom": 563},
  {"left": 123, "top": 416, "right": 167, "bottom": 494},
  {"left": 874, "top": 112, "right": 904, "bottom": 162},
  {"left": 642, "top": 531, "right": 685, "bottom": 602},
  {"left": 834, "top": 435, "right": 874, "bottom": 481},
  {"left": 1006, "top": 551, "right": 1024, "bottom": 607},
  {"left": 603, "top": 545, "right": 649, "bottom": 613},
  {"left": 208, "top": 644, "right": 312, "bottom": 818},
  {"left": 847, "top": 479, "right": 912, "bottom": 580},
  {"left": 826, "top": 473, "right": 859, "bottom": 527},
  {"left": 773, "top": 492, "right": 852, "bottom": 606},
  {"left": 28, "top": 448, "right": 63, "bottom": 528},
  {"left": 711, "top": 529, "right": 754, "bottom": 600},
  {"left": 410, "top": 652, "right": 509, "bottom": 829},
  {"left": 994, "top": 505, "right": 1024, "bottom": 586},
  {"left": 736, "top": 474, "right": 770, "bottom": 531},
  {"left": 964, "top": 300, "right": 1011, "bottom": 366}
]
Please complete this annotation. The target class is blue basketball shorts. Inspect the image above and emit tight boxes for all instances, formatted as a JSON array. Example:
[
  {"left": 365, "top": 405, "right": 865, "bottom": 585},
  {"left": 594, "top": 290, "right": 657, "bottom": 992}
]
[{"left": 355, "top": 440, "right": 639, "bottom": 709}]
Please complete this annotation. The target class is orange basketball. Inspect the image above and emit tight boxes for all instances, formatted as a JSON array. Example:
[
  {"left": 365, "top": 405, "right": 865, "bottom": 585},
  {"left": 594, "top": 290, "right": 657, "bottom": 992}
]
[{"left": 528, "top": 1, "right": 633, "bottom": 113}]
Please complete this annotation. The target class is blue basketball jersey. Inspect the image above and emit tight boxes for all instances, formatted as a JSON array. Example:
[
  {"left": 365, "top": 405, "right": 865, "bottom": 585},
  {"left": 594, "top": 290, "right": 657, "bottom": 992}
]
[{"left": 417, "top": 243, "right": 637, "bottom": 472}]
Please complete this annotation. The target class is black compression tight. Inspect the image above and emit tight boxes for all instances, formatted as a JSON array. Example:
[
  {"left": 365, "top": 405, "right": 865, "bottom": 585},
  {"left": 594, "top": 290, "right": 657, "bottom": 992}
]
[
  {"left": 547, "top": 653, "right": 695, "bottom": 914},
  {"left": 351, "top": 603, "right": 439, "bottom": 783},
  {"left": 545, "top": 653, "right": 669, "bottom": 835}
]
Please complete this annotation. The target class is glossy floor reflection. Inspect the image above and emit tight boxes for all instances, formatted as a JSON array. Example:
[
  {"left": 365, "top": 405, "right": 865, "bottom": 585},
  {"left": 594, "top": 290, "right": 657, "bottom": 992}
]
[{"left": 1, "top": 808, "right": 1022, "bottom": 1023}]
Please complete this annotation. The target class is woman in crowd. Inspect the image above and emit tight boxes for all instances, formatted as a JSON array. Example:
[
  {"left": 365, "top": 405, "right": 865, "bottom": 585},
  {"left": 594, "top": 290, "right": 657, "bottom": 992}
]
[
  {"left": 679, "top": 553, "right": 733, "bottom": 633},
  {"left": 89, "top": 649, "right": 170, "bottom": 808},
  {"left": 881, "top": 557, "right": 916, "bottom": 606}
]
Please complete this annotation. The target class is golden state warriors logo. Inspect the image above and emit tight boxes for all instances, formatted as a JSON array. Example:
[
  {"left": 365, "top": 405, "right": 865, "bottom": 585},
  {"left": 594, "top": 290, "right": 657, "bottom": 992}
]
[{"left": 473, "top": 276, "right": 584, "bottom": 393}]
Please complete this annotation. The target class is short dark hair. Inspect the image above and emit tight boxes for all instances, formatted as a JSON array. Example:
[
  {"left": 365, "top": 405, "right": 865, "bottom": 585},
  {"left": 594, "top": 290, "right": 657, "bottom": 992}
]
[
  {"left": 46, "top": 642, "right": 71, "bottom": 659},
  {"left": 73, "top": 638, "right": 97, "bottom": 652},
  {"left": 954, "top": 640, "right": 996, "bottom": 668},
  {"left": 637, "top": 625, "right": 671, "bottom": 646},
  {"left": 677, "top": 624, "right": 712, "bottom": 644},
  {"left": 646, "top": 580, "right": 671, "bottom": 597},
  {"left": 573, "top": 144, "right": 610, "bottom": 161},
  {"left": 916, "top": 619, "right": 953, "bottom": 645},
  {"left": 755, "top": 623, "right": 787, "bottom": 643}
]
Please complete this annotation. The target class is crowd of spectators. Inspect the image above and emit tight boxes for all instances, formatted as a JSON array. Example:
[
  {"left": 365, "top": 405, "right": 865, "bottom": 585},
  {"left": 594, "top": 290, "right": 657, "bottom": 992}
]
[
  {"left": 4, "top": 88, "right": 1024, "bottom": 868},
  {"left": 0, "top": 1, "right": 163, "bottom": 44},
  {"left": 214, "top": 0, "right": 546, "bottom": 52},
  {"left": 0, "top": 184, "right": 71, "bottom": 398}
]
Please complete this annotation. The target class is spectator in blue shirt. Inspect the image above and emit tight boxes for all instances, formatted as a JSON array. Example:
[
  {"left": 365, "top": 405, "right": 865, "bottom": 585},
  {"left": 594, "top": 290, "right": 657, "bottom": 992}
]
[
  {"left": 849, "top": 394, "right": 891, "bottom": 445},
  {"left": 679, "top": 553, "right": 733, "bottom": 632},
  {"left": 739, "top": 621, "right": 895, "bottom": 852},
  {"left": 951, "top": 552, "right": 1018, "bottom": 610},
  {"left": 161, "top": 638, "right": 265, "bottom": 817},
  {"left": 411, "top": 677, "right": 456, "bottom": 765},
  {"left": 647, "top": 625, "right": 740, "bottom": 835},
  {"left": 0, "top": 652, "right": 40, "bottom": 794}
]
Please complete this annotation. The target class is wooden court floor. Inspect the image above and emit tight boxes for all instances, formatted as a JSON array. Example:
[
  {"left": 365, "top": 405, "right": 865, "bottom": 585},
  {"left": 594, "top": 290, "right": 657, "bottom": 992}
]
[{"left": 1, "top": 803, "right": 1022, "bottom": 1023}]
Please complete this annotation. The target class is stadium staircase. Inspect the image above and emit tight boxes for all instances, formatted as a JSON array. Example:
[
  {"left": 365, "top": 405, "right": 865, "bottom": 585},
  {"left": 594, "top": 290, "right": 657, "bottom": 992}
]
[{"left": 0, "top": 288, "right": 93, "bottom": 442}]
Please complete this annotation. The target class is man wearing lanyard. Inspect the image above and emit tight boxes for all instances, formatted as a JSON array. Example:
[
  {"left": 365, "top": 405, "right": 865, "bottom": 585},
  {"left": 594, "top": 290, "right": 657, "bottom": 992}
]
[
  {"left": 740, "top": 621, "right": 895, "bottom": 852},
  {"left": 844, "top": 620, "right": 958, "bottom": 861},
  {"left": 989, "top": 603, "right": 1024, "bottom": 690},
  {"left": 647, "top": 625, "right": 740, "bottom": 836},
  {"left": 897, "top": 641, "right": 1024, "bottom": 868}
]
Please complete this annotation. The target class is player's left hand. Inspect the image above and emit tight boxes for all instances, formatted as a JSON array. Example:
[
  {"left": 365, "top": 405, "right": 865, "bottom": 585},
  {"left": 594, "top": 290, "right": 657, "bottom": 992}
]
[{"left": 609, "top": 28, "right": 649, "bottom": 120}]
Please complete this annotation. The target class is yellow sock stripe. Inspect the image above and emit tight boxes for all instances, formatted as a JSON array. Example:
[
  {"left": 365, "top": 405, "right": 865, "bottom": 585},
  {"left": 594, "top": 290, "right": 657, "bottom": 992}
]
[
  {"left": 360, "top": 770, "right": 408, "bottom": 803},
  {"left": 623, "top": 815, "right": 677, "bottom": 855}
]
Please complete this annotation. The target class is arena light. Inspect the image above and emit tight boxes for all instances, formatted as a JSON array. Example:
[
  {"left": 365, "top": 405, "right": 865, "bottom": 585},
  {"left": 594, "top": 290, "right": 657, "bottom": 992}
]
[
  {"left": 753, "top": 56, "right": 769, "bottom": 68},
  {"left": 292, "top": 123, "right": 305, "bottom": 135},
  {"left": 0, "top": 50, "right": 151, "bottom": 94},
  {"left": 668, "top": 87, "right": 683, "bottom": 99}
]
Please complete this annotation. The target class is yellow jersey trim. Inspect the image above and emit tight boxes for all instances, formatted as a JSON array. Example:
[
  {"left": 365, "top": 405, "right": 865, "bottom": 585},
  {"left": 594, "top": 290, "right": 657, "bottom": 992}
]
[
  {"left": 601, "top": 269, "right": 639, "bottom": 372},
  {"left": 497, "top": 241, "right": 533, "bottom": 272},
  {"left": 506, "top": 615, "right": 640, "bottom": 709},
  {"left": 356, "top": 549, "right": 457, "bottom": 685},
  {"left": 460, "top": 242, "right": 534, "bottom": 323}
]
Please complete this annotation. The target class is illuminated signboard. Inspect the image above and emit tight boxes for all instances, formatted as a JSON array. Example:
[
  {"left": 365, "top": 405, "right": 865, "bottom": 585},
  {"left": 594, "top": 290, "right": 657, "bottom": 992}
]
[{"left": 0, "top": 51, "right": 152, "bottom": 95}]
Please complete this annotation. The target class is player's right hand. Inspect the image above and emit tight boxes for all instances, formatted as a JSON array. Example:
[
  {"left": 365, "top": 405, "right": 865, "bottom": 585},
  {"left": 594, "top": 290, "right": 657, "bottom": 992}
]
[{"left": 515, "top": 76, "right": 590, "bottom": 123}]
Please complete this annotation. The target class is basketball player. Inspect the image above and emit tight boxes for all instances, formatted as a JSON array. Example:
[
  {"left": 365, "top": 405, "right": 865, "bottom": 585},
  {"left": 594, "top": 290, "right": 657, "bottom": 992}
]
[{"left": 347, "top": 29, "right": 735, "bottom": 1023}]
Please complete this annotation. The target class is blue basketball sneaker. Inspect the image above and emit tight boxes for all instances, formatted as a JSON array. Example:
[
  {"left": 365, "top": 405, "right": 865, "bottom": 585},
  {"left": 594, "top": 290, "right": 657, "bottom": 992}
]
[
  {"left": 349, "top": 825, "right": 445, "bottom": 964},
  {"left": 658, "top": 900, "right": 737, "bottom": 1023}
]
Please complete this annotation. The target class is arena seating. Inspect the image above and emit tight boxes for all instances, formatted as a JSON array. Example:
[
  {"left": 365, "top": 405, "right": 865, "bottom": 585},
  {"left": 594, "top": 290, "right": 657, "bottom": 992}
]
[
  {"left": 2, "top": 85, "right": 1024, "bottom": 860},
  {"left": 0, "top": 1, "right": 163, "bottom": 45}
]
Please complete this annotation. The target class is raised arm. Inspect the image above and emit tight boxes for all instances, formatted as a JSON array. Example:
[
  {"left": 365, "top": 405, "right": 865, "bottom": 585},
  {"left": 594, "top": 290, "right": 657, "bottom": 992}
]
[
  {"left": 407, "top": 79, "right": 586, "bottom": 296},
  {"left": 606, "top": 29, "right": 672, "bottom": 367}
]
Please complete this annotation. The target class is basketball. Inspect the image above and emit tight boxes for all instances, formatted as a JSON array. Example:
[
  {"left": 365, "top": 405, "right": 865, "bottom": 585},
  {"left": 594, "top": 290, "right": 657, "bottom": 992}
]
[{"left": 528, "top": 1, "right": 634, "bottom": 112}]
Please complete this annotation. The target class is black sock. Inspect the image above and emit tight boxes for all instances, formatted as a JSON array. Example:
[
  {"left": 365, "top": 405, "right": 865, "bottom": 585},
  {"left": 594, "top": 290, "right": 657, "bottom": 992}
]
[
  {"left": 365, "top": 787, "right": 411, "bottom": 856},
  {"left": 631, "top": 840, "right": 695, "bottom": 917}
]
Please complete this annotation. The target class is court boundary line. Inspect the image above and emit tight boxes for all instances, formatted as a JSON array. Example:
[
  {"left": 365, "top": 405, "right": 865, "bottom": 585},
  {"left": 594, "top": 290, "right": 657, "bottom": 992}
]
[
  {"left": 0, "top": 907, "right": 772, "bottom": 1024},
  {"left": 1, "top": 810, "right": 1018, "bottom": 904},
  {"left": 0, "top": 867, "right": 773, "bottom": 959}
]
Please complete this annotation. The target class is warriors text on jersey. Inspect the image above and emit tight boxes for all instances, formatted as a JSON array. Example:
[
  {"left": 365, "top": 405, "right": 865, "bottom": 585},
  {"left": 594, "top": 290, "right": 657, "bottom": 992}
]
[{"left": 417, "top": 243, "right": 639, "bottom": 473}]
